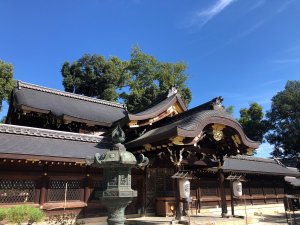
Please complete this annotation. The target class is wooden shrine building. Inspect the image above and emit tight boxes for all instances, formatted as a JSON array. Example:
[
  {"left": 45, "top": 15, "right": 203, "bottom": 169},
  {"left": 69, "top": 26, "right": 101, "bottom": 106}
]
[{"left": 0, "top": 81, "right": 299, "bottom": 217}]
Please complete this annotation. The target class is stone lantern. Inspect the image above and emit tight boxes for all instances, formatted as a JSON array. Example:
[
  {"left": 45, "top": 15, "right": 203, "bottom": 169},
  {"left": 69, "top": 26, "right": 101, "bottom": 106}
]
[{"left": 93, "top": 125, "right": 146, "bottom": 225}]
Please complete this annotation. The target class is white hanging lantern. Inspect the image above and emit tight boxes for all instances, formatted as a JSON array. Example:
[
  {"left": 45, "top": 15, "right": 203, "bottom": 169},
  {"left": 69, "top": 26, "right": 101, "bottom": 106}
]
[
  {"left": 233, "top": 181, "right": 242, "bottom": 197},
  {"left": 179, "top": 179, "right": 190, "bottom": 198}
]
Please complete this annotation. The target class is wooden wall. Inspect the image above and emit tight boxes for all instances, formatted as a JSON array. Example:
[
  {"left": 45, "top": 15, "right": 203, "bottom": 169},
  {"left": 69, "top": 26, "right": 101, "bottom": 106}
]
[
  {"left": 0, "top": 161, "right": 143, "bottom": 218},
  {"left": 0, "top": 161, "right": 292, "bottom": 218}
]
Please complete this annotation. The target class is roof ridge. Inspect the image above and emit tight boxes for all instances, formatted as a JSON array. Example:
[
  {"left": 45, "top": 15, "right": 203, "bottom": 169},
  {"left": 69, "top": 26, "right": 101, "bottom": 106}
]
[
  {"left": 274, "top": 157, "right": 288, "bottom": 168},
  {"left": 17, "top": 81, "right": 125, "bottom": 109},
  {"left": 163, "top": 97, "right": 226, "bottom": 123},
  {"left": 230, "top": 155, "right": 275, "bottom": 163},
  {"left": 0, "top": 123, "right": 109, "bottom": 143}
]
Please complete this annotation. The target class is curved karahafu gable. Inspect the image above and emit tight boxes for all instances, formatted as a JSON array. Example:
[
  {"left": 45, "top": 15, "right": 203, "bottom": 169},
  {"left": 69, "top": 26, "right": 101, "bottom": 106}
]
[
  {"left": 125, "top": 97, "right": 260, "bottom": 156},
  {"left": 127, "top": 88, "right": 187, "bottom": 127}
]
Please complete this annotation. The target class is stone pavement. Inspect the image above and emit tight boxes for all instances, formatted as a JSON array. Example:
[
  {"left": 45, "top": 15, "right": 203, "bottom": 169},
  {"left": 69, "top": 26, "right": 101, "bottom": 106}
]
[
  {"left": 76, "top": 203, "right": 299, "bottom": 225},
  {"left": 125, "top": 213, "right": 300, "bottom": 225}
]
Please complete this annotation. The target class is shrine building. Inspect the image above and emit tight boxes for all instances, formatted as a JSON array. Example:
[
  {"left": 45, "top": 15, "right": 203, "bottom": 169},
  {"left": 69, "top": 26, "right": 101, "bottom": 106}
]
[{"left": 0, "top": 81, "right": 299, "bottom": 217}]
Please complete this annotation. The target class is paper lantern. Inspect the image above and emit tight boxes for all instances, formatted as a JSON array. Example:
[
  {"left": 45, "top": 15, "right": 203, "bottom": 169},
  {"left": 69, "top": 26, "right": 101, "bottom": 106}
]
[
  {"left": 233, "top": 181, "right": 242, "bottom": 197},
  {"left": 179, "top": 179, "right": 190, "bottom": 198}
]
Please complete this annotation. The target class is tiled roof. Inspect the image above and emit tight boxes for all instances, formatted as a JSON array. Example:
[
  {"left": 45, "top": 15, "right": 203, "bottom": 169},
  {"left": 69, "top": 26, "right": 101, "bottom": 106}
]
[
  {"left": 128, "top": 92, "right": 186, "bottom": 121},
  {"left": 0, "top": 124, "right": 110, "bottom": 161},
  {"left": 12, "top": 81, "right": 127, "bottom": 127},
  {"left": 285, "top": 176, "right": 300, "bottom": 186},
  {"left": 221, "top": 155, "right": 300, "bottom": 177},
  {"left": 126, "top": 109, "right": 260, "bottom": 149}
]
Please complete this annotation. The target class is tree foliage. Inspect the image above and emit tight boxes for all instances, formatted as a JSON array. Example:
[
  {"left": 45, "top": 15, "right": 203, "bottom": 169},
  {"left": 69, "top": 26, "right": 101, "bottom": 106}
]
[
  {"left": 61, "top": 55, "right": 127, "bottom": 102},
  {"left": 225, "top": 105, "right": 234, "bottom": 115},
  {"left": 239, "top": 102, "right": 268, "bottom": 143},
  {"left": 0, "top": 60, "right": 15, "bottom": 111},
  {"left": 266, "top": 80, "right": 300, "bottom": 157},
  {"left": 61, "top": 47, "right": 191, "bottom": 112}
]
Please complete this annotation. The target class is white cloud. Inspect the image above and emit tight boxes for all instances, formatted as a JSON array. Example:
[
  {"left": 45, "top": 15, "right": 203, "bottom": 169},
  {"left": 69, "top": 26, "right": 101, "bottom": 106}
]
[{"left": 186, "top": 0, "right": 236, "bottom": 28}]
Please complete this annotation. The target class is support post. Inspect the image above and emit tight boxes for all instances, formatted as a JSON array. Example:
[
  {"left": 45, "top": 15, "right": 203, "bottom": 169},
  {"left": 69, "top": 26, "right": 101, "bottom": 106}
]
[
  {"left": 175, "top": 178, "right": 183, "bottom": 220},
  {"left": 84, "top": 167, "right": 91, "bottom": 203},
  {"left": 230, "top": 180, "right": 234, "bottom": 216},
  {"left": 141, "top": 167, "right": 147, "bottom": 217},
  {"left": 39, "top": 175, "right": 48, "bottom": 206},
  {"left": 196, "top": 179, "right": 201, "bottom": 214},
  {"left": 39, "top": 165, "right": 48, "bottom": 207},
  {"left": 218, "top": 168, "right": 228, "bottom": 217}
]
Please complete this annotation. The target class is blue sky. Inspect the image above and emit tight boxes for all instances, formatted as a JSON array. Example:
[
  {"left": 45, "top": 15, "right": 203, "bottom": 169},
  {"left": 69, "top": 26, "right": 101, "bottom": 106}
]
[{"left": 1, "top": 0, "right": 300, "bottom": 157}]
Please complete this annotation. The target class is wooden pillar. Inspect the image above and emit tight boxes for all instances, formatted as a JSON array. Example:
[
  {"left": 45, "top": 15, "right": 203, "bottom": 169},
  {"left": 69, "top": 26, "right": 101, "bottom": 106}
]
[
  {"left": 174, "top": 165, "right": 183, "bottom": 220},
  {"left": 141, "top": 167, "right": 147, "bottom": 217},
  {"left": 218, "top": 168, "right": 228, "bottom": 217},
  {"left": 84, "top": 166, "right": 91, "bottom": 203},
  {"left": 83, "top": 171, "right": 92, "bottom": 217},
  {"left": 196, "top": 179, "right": 201, "bottom": 213},
  {"left": 230, "top": 181, "right": 234, "bottom": 216},
  {"left": 84, "top": 177, "right": 91, "bottom": 203},
  {"left": 175, "top": 178, "right": 182, "bottom": 219},
  {"left": 40, "top": 173, "right": 49, "bottom": 206},
  {"left": 34, "top": 176, "right": 41, "bottom": 204}
]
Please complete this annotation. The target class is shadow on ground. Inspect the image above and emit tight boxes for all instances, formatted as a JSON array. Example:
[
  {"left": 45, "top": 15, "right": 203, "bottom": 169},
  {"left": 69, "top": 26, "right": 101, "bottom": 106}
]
[{"left": 256, "top": 212, "right": 300, "bottom": 224}]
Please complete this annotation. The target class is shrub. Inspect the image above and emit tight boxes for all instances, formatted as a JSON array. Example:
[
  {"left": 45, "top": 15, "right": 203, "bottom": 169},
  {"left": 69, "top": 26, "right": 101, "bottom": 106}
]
[
  {"left": 0, "top": 208, "right": 7, "bottom": 221},
  {"left": 6, "top": 205, "right": 44, "bottom": 225},
  {"left": 27, "top": 207, "right": 44, "bottom": 224}
]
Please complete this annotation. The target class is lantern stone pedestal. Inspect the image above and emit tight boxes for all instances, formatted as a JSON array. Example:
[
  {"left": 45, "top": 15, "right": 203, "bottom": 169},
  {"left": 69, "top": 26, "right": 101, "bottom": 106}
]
[{"left": 92, "top": 125, "right": 139, "bottom": 225}]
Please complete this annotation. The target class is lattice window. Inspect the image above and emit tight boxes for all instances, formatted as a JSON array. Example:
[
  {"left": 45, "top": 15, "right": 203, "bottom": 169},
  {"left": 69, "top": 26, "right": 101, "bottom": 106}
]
[
  {"left": 0, "top": 179, "right": 36, "bottom": 204},
  {"left": 47, "top": 180, "right": 81, "bottom": 202}
]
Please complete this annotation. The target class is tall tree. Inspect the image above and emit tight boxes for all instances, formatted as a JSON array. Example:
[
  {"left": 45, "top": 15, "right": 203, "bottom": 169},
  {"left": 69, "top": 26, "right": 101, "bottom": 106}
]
[
  {"left": 61, "top": 47, "right": 192, "bottom": 112},
  {"left": 225, "top": 105, "right": 234, "bottom": 115},
  {"left": 0, "top": 60, "right": 15, "bottom": 111},
  {"left": 61, "top": 55, "right": 127, "bottom": 102},
  {"left": 266, "top": 80, "right": 300, "bottom": 157},
  {"left": 121, "top": 46, "right": 191, "bottom": 112},
  {"left": 239, "top": 102, "right": 268, "bottom": 143}
]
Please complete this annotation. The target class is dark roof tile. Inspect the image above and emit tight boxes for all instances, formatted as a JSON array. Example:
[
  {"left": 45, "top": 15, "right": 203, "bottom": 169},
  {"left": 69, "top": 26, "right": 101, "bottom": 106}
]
[
  {"left": 222, "top": 156, "right": 300, "bottom": 177},
  {"left": 13, "top": 81, "right": 127, "bottom": 127},
  {"left": 0, "top": 124, "right": 110, "bottom": 161}
]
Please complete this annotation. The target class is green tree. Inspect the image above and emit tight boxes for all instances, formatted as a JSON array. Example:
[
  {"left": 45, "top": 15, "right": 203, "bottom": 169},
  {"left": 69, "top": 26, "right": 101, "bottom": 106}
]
[
  {"left": 0, "top": 60, "right": 15, "bottom": 111},
  {"left": 266, "top": 80, "right": 300, "bottom": 157},
  {"left": 61, "top": 47, "right": 192, "bottom": 112},
  {"left": 239, "top": 102, "right": 268, "bottom": 143},
  {"left": 61, "top": 54, "right": 127, "bottom": 102},
  {"left": 121, "top": 46, "right": 191, "bottom": 112},
  {"left": 225, "top": 105, "right": 234, "bottom": 115}
]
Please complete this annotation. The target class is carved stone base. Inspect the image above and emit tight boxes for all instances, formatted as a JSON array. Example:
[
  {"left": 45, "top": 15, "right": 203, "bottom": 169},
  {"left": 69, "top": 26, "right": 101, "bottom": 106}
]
[{"left": 101, "top": 197, "right": 133, "bottom": 225}]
